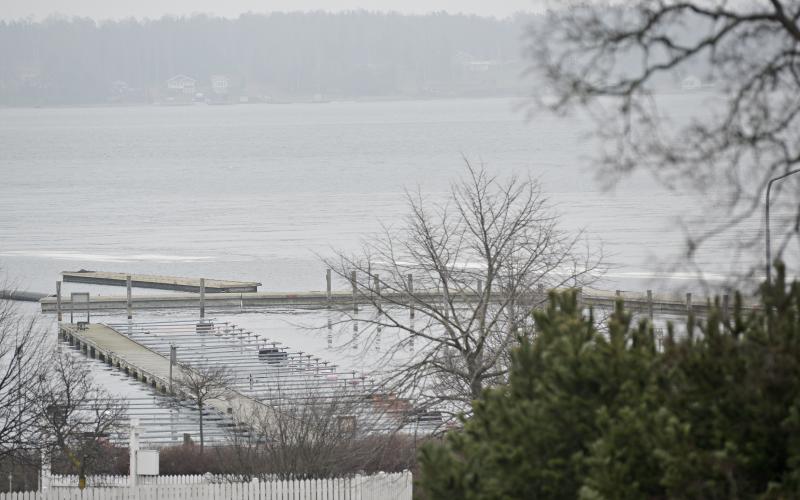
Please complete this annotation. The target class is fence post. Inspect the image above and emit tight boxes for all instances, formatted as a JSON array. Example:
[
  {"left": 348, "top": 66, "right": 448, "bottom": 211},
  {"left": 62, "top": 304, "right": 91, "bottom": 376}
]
[
  {"left": 126, "top": 274, "right": 133, "bottom": 320},
  {"left": 199, "top": 278, "right": 206, "bottom": 319},
  {"left": 647, "top": 290, "right": 654, "bottom": 322},
  {"left": 40, "top": 450, "right": 51, "bottom": 492},
  {"left": 56, "top": 281, "right": 62, "bottom": 322},
  {"left": 129, "top": 420, "right": 140, "bottom": 490},
  {"left": 686, "top": 292, "right": 693, "bottom": 315}
]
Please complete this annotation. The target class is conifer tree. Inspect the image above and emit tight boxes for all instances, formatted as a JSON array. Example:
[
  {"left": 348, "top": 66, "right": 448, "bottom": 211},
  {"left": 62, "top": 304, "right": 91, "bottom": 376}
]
[{"left": 418, "top": 264, "right": 800, "bottom": 499}]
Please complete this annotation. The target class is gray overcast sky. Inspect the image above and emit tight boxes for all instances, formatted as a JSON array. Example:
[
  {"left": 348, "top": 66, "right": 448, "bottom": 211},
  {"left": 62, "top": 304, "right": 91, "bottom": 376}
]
[{"left": 0, "top": 0, "right": 542, "bottom": 21}]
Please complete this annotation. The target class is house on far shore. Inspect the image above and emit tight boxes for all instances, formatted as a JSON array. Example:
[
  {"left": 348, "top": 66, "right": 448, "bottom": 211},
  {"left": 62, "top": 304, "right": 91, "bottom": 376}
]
[
  {"left": 211, "top": 75, "right": 229, "bottom": 95},
  {"left": 163, "top": 74, "right": 197, "bottom": 104},
  {"left": 167, "top": 74, "right": 197, "bottom": 94},
  {"left": 681, "top": 75, "right": 702, "bottom": 91},
  {"left": 208, "top": 74, "right": 238, "bottom": 104}
]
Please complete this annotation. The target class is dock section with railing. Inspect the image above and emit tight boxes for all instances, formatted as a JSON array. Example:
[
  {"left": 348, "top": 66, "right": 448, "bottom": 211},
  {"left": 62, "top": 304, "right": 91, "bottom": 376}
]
[
  {"left": 62, "top": 271, "right": 261, "bottom": 293},
  {"left": 59, "top": 322, "right": 275, "bottom": 426}
]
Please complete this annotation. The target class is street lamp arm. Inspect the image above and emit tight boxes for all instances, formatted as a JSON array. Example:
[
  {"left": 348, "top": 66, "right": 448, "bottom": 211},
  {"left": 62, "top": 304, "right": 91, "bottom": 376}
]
[{"left": 765, "top": 167, "right": 800, "bottom": 286}]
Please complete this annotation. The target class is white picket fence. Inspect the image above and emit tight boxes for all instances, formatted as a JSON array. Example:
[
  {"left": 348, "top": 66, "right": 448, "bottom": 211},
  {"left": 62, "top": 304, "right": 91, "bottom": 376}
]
[
  {"left": 48, "top": 474, "right": 209, "bottom": 487},
  {"left": 1, "top": 472, "right": 412, "bottom": 500}
]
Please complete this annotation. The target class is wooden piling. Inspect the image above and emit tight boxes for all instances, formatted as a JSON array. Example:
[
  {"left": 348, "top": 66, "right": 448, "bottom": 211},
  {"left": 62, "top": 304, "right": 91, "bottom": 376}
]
[
  {"left": 476, "top": 279, "right": 484, "bottom": 317},
  {"left": 126, "top": 274, "right": 132, "bottom": 320},
  {"left": 326, "top": 269, "right": 332, "bottom": 306},
  {"left": 200, "top": 278, "right": 206, "bottom": 319},
  {"left": 56, "top": 281, "right": 62, "bottom": 322},
  {"left": 722, "top": 294, "right": 730, "bottom": 323},
  {"left": 373, "top": 274, "right": 381, "bottom": 311},
  {"left": 350, "top": 271, "right": 358, "bottom": 313},
  {"left": 408, "top": 274, "right": 414, "bottom": 319}
]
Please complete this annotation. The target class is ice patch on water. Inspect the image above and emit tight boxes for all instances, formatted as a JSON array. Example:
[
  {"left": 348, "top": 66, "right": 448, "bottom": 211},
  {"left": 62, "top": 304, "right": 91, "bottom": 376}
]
[
  {"left": 604, "top": 271, "right": 735, "bottom": 282},
  {"left": 0, "top": 251, "right": 215, "bottom": 263}
]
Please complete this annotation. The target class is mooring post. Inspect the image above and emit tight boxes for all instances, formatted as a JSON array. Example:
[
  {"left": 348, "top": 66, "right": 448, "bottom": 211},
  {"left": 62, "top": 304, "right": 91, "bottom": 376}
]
[
  {"left": 56, "top": 281, "right": 62, "bottom": 322},
  {"left": 126, "top": 274, "right": 132, "bottom": 320},
  {"left": 476, "top": 279, "right": 484, "bottom": 317},
  {"left": 647, "top": 290, "right": 654, "bottom": 322},
  {"left": 326, "top": 269, "right": 332, "bottom": 306},
  {"left": 169, "top": 344, "right": 176, "bottom": 393},
  {"left": 374, "top": 274, "right": 381, "bottom": 312},
  {"left": 350, "top": 271, "right": 358, "bottom": 313},
  {"left": 200, "top": 278, "right": 206, "bottom": 319},
  {"left": 408, "top": 274, "right": 414, "bottom": 319},
  {"left": 722, "top": 294, "right": 730, "bottom": 323},
  {"left": 686, "top": 292, "right": 693, "bottom": 314}
]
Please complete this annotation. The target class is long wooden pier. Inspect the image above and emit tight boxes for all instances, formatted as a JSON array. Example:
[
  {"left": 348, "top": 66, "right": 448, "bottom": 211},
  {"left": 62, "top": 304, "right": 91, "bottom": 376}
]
[
  {"left": 43, "top": 288, "right": 754, "bottom": 318},
  {"left": 59, "top": 322, "right": 275, "bottom": 424},
  {"left": 62, "top": 271, "right": 261, "bottom": 293}
]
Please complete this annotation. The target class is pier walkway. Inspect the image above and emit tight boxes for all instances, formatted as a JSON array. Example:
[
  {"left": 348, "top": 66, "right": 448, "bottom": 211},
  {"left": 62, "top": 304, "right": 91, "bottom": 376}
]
[
  {"left": 62, "top": 271, "right": 261, "bottom": 293},
  {"left": 44, "top": 288, "right": 754, "bottom": 318},
  {"left": 59, "top": 322, "right": 274, "bottom": 425}
]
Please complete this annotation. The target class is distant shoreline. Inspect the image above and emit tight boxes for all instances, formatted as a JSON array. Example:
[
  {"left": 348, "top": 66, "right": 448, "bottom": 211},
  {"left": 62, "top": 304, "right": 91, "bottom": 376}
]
[
  {"left": 0, "top": 92, "right": 530, "bottom": 110},
  {"left": 0, "top": 88, "right": 722, "bottom": 111}
]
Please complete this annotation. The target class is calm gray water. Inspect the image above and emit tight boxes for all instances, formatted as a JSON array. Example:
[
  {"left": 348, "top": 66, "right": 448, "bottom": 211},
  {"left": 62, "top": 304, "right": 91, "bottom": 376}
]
[
  {"left": 0, "top": 96, "right": 751, "bottom": 296},
  {"left": 0, "top": 96, "right": 771, "bottom": 438}
]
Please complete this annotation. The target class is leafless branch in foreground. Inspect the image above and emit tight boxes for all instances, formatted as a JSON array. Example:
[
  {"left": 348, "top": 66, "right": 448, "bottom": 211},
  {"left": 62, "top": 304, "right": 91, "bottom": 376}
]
[{"left": 528, "top": 0, "right": 800, "bottom": 279}]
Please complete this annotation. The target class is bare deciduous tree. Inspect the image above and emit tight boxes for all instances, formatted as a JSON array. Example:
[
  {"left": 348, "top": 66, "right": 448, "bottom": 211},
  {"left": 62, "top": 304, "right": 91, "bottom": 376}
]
[
  {"left": 175, "top": 363, "right": 233, "bottom": 453},
  {"left": 226, "top": 385, "right": 418, "bottom": 479},
  {"left": 529, "top": 0, "right": 800, "bottom": 276},
  {"left": 325, "top": 163, "right": 601, "bottom": 422},
  {"left": 34, "top": 351, "right": 127, "bottom": 489},
  {"left": 0, "top": 297, "right": 47, "bottom": 460}
]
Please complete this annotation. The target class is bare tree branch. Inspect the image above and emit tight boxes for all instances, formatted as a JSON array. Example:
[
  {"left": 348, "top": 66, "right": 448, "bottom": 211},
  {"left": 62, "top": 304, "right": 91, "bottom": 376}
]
[
  {"left": 324, "top": 162, "right": 603, "bottom": 421},
  {"left": 529, "top": 0, "right": 800, "bottom": 277}
]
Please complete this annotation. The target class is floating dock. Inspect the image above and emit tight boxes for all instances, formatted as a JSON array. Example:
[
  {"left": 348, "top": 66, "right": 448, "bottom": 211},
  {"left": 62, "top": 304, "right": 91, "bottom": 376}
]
[
  {"left": 62, "top": 271, "right": 261, "bottom": 293},
  {"left": 42, "top": 288, "right": 755, "bottom": 318},
  {"left": 59, "top": 322, "right": 275, "bottom": 425}
]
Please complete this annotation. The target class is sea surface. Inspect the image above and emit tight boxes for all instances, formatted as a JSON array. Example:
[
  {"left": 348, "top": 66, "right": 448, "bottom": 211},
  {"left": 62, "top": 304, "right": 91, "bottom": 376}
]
[
  {"left": 0, "top": 96, "right": 774, "bottom": 441},
  {"left": 0, "top": 96, "right": 761, "bottom": 295}
]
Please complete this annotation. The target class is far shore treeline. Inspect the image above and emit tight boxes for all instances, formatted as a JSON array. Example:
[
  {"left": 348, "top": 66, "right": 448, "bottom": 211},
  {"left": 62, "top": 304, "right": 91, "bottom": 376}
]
[{"left": 0, "top": 12, "right": 534, "bottom": 106}]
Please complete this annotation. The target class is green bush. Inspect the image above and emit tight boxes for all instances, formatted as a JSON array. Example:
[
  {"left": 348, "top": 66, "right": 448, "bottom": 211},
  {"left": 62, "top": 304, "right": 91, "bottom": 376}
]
[{"left": 418, "top": 264, "right": 800, "bottom": 499}]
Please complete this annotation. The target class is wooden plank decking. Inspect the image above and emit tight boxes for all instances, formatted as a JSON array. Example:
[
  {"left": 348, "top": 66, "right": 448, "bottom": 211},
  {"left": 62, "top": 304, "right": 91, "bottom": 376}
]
[
  {"left": 43, "top": 288, "right": 757, "bottom": 317},
  {"left": 60, "top": 323, "right": 275, "bottom": 426},
  {"left": 62, "top": 271, "right": 261, "bottom": 293}
]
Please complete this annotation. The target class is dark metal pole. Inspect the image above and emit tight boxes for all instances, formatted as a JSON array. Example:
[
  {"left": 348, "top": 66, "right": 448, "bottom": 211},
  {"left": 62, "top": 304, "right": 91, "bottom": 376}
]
[{"left": 766, "top": 168, "right": 800, "bottom": 286}]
